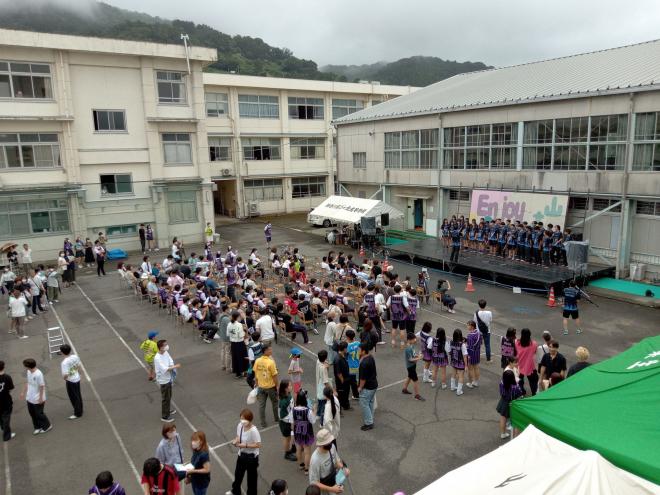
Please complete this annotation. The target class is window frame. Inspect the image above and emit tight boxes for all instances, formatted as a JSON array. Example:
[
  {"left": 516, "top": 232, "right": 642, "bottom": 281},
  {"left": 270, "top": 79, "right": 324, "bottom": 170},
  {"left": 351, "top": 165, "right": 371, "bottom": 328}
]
[
  {"left": 290, "top": 137, "right": 325, "bottom": 160},
  {"left": 205, "top": 92, "right": 229, "bottom": 118},
  {"left": 242, "top": 137, "right": 281, "bottom": 161},
  {"left": 0, "top": 60, "right": 53, "bottom": 100},
  {"left": 92, "top": 109, "right": 127, "bottom": 133},
  {"left": 288, "top": 96, "right": 324, "bottom": 120},
  {"left": 291, "top": 176, "right": 326, "bottom": 198},
  {"left": 635, "top": 200, "right": 660, "bottom": 216},
  {"left": 99, "top": 173, "right": 133, "bottom": 196},
  {"left": 208, "top": 136, "right": 232, "bottom": 162},
  {"left": 238, "top": 94, "right": 280, "bottom": 119},
  {"left": 0, "top": 198, "right": 69, "bottom": 238},
  {"left": 162, "top": 133, "right": 193, "bottom": 165},
  {"left": 385, "top": 129, "right": 439, "bottom": 169},
  {"left": 106, "top": 224, "right": 139, "bottom": 237},
  {"left": 331, "top": 99, "right": 364, "bottom": 120},
  {"left": 0, "top": 133, "right": 61, "bottom": 170},
  {"left": 632, "top": 112, "right": 660, "bottom": 171},
  {"left": 156, "top": 70, "right": 187, "bottom": 105},
  {"left": 243, "top": 178, "right": 284, "bottom": 201},
  {"left": 352, "top": 152, "right": 367, "bottom": 169}
]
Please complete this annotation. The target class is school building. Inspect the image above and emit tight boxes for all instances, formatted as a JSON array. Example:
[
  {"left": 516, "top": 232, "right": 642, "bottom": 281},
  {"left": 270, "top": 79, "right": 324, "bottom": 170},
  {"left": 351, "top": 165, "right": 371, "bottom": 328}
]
[
  {"left": 0, "top": 28, "right": 415, "bottom": 260},
  {"left": 333, "top": 40, "right": 660, "bottom": 280}
]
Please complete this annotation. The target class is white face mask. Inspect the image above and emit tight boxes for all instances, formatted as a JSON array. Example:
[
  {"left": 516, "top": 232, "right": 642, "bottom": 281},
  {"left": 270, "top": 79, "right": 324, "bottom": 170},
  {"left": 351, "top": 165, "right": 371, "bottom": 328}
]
[
  {"left": 191, "top": 441, "right": 200, "bottom": 450},
  {"left": 163, "top": 345, "right": 170, "bottom": 352},
  {"left": 240, "top": 419, "right": 249, "bottom": 426},
  {"left": 167, "top": 431, "right": 176, "bottom": 439}
]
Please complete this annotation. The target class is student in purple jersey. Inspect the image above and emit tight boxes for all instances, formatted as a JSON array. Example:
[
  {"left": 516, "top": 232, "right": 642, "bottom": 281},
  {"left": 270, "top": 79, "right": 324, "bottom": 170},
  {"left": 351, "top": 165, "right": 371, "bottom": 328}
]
[
  {"left": 417, "top": 322, "right": 433, "bottom": 384},
  {"left": 447, "top": 329, "right": 468, "bottom": 396},
  {"left": 465, "top": 320, "right": 483, "bottom": 389},
  {"left": 404, "top": 286, "right": 419, "bottom": 334},
  {"left": 430, "top": 327, "right": 449, "bottom": 389},
  {"left": 500, "top": 327, "right": 517, "bottom": 369}
]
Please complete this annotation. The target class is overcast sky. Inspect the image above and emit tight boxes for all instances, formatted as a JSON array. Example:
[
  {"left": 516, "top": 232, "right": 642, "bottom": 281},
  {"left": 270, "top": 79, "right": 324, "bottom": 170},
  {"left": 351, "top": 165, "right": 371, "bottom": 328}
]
[{"left": 23, "top": 0, "right": 660, "bottom": 67}]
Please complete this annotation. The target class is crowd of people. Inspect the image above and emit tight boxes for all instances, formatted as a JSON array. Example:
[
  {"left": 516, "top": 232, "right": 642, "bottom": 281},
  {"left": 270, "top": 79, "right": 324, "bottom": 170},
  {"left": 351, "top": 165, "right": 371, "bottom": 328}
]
[
  {"left": 0, "top": 221, "right": 594, "bottom": 495},
  {"left": 441, "top": 215, "right": 574, "bottom": 266}
]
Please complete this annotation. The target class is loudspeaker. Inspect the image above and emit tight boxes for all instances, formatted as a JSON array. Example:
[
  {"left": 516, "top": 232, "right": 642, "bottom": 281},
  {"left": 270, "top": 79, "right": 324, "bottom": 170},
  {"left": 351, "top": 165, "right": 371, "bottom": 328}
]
[
  {"left": 565, "top": 241, "right": 589, "bottom": 273},
  {"left": 381, "top": 213, "right": 390, "bottom": 227},
  {"left": 361, "top": 216, "right": 377, "bottom": 236}
]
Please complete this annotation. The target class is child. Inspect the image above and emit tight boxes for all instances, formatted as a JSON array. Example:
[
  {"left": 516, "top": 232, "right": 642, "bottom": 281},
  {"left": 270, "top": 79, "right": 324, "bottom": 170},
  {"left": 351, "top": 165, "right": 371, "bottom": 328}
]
[
  {"left": 402, "top": 333, "right": 425, "bottom": 401},
  {"left": 278, "top": 379, "right": 297, "bottom": 462},
  {"left": 418, "top": 322, "right": 433, "bottom": 383},
  {"left": 288, "top": 348, "right": 303, "bottom": 396},
  {"left": 465, "top": 320, "right": 482, "bottom": 388},
  {"left": 246, "top": 331, "right": 263, "bottom": 389},
  {"left": 139, "top": 331, "right": 159, "bottom": 381},
  {"left": 496, "top": 369, "right": 523, "bottom": 439},
  {"left": 88, "top": 470, "right": 126, "bottom": 495},
  {"left": 447, "top": 329, "right": 468, "bottom": 396},
  {"left": 501, "top": 327, "right": 517, "bottom": 369},
  {"left": 293, "top": 390, "right": 317, "bottom": 474},
  {"left": 430, "top": 327, "right": 448, "bottom": 389}
]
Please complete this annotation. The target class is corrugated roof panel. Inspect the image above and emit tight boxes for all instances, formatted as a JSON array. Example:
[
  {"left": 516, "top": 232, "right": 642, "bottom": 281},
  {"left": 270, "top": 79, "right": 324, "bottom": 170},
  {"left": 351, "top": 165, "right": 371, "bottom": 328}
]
[{"left": 335, "top": 39, "right": 660, "bottom": 124}]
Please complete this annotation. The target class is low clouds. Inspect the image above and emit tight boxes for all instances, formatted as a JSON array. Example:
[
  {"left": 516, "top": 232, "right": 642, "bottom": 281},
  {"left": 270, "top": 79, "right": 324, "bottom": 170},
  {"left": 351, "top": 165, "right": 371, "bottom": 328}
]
[{"left": 6, "top": 0, "right": 660, "bottom": 67}]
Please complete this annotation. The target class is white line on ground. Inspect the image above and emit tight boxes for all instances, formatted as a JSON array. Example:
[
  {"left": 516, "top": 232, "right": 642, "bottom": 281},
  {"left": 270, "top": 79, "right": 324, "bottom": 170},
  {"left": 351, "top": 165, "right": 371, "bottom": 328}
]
[
  {"left": 93, "top": 294, "right": 134, "bottom": 303},
  {"left": 3, "top": 441, "right": 11, "bottom": 495},
  {"left": 74, "top": 284, "right": 238, "bottom": 484},
  {"left": 50, "top": 305, "right": 142, "bottom": 487}
]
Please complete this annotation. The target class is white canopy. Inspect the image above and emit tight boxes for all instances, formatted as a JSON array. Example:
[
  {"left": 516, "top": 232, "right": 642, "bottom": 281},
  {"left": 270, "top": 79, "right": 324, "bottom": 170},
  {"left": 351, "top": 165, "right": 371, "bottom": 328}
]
[
  {"left": 307, "top": 195, "right": 403, "bottom": 225},
  {"left": 415, "top": 426, "right": 660, "bottom": 495}
]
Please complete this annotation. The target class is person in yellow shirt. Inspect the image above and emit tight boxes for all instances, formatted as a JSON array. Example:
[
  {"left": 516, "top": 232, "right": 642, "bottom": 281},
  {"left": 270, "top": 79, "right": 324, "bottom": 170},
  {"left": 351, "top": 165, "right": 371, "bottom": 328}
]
[
  {"left": 140, "top": 331, "right": 159, "bottom": 381},
  {"left": 253, "top": 345, "right": 279, "bottom": 428},
  {"left": 204, "top": 222, "right": 214, "bottom": 245}
]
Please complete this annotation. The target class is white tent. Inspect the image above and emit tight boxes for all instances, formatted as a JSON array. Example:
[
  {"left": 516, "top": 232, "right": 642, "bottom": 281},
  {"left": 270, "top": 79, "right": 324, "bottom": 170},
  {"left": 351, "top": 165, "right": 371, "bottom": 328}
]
[
  {"left": 307, "top": 195, "right": 403, "bottom": 225},
  {"left": 415, "top": 426, "right": 660, "bottom": 495}
]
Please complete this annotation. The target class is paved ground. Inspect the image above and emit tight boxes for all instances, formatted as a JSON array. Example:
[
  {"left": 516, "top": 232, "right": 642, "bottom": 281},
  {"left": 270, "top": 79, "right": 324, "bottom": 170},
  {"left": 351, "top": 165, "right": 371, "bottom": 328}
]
[{"left": 1, "top": 216, "right": 658, "bottom": 495}]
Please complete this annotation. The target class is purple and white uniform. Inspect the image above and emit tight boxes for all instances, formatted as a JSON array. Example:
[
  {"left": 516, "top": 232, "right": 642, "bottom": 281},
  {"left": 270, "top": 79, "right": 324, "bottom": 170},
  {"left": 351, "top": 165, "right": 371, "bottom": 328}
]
[
  {"left": 264, "top": 223, "right": 272, "bottom": 243},
  {"left": 431, "top": 338, "right": 448, "bottom": 367},
  {"left": 389, "top": 294, "right": 406, "bottom": 327},
  {"left": 448, "top": 340, "right": 467, "bottom": 370},
  {"left": 225, "top": 265, "right": 237, "bottom": 286},
  {"left": 237, "top": 263, "right": 248, "bottom": 281},
  {"left": 405, "top": 295, "right": 418, "bottom": 332},
  {"left": 364, "top": 292, "right": 377, "bottom": 318},
  {"left": 293, "top": 406, "right": 315, "bottom": 446},
  {"left": 466, "top": 330, "right": 483, "bottom": 365},
  {"left": 418, "top": 328, "right": 432, "bottom": 362}
]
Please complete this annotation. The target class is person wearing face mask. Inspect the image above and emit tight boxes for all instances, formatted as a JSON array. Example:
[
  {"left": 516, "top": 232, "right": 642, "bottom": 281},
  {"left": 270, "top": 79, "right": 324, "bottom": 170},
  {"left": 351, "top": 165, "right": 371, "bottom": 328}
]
[
  {"left": 226, "top": 409, "right": 261, "bottom": 495},
  {"left": 309, "top": 429, "right": 349, "bottom": 495},
  {"left": 155, "top": 424, "right": 185, "bottom": 480},
  {"left": 154, "top": 340, "right": 181, "bottom": 423},
  {"left": 186, "top": 431, "right": 211, "bottom": 495}
]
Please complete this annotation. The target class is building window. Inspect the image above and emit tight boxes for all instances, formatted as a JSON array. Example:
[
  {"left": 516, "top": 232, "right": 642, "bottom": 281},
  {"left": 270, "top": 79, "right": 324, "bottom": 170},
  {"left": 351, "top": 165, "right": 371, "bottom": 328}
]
[
  {"left": 385, "top": 129, "right": 439, "bottom": 169},
  {"left": 100, "top": 174, "right": 132, "bottom": 195},
  {"left": 0, "top": 199, "right": 69, "bottom": 238},
  {"left": 449, "top": 190, "right": 470, "bottom": 201},
  {"left": 290, "top": 138, "right": 325, "bottom": 159},
  {"left": 592, "top": 198, "right": 621, "bottom": 212},
  {"left": 205, "top": 92, "right": 229, "bottom": 117},
  {"left": 288, "top": 97, "right": 324, "bottom": 120},
  {"left": 209, "top": 136, "right": 231, "bottom": 161},
  {"left": 444, "top": 123, "right": 517, "bottom": 170},
  {"left": 0, "top": 133, "right": 61, "bottom": 169},
  {"left": 156, "top": 71, "right": 186, "bottom": 104},
  {"left": 353, "top": 152, "right": 367, "bottom": 169},
  {"left": 0, "top": 61, "right": 52, "bottom": 99},
  {"left": 636, "top": 201, "right": 660, "bottom": 216},
  {"left": 167, "top": 190, "right": 197, "bottom": 223},
  {"left": 244, "top": 179, "right": 283, "bottom": 201},
  {"left": 292, "top": 176, "right": 326, "bottom": 198},
  {"left": 633, "top": 112, "right": 660, "bottom": 171},
  {"left": 93, "top": 110, "right": 126, "bottom": 132},
  {"left": 162, "top": 133, "right": 192, "bottom": 164},
  {"left": 238, "top": 94, "right": 279, "bottom": 119},
  {"left": 357, "top": 191, "right": 367, "bottom": 198},
  {"left": 568, "top": 197, "right": 588, "bottom": 210},
  {"left": 371, "top": 99, "right": 382, "bottom": 106},
  {"left": 242, "top": 138, "right": 281, "bottom": 160},
  {"left": 106, "top": 224, "right": 138, "bottom": 236},
  {"left": 332, "top": 99, "right": 364, "bottom": 119}
]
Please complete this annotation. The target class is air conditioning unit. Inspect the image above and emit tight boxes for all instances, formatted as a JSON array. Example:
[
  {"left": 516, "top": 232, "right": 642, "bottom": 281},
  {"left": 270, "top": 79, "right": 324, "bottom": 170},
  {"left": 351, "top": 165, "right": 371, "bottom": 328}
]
[
  {"left": 222, "top": 168, "right": 231, "bottom": 176},
  {"left": 248, "top": 202, "right": 259, "bottom": 215}
]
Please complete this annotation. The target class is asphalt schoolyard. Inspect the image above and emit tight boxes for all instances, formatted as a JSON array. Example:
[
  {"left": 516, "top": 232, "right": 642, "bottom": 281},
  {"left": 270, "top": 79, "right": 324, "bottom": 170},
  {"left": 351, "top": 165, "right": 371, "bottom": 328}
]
[{"left": 1, "top": 219, "right": 657, "bottom": 495}]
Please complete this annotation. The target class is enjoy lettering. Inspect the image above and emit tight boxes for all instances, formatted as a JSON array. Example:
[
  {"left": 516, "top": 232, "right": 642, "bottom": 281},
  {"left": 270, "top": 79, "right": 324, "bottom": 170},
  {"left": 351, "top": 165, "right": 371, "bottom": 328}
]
[{"left": 475, "top": 194, "right": 526, "bottom": 222}]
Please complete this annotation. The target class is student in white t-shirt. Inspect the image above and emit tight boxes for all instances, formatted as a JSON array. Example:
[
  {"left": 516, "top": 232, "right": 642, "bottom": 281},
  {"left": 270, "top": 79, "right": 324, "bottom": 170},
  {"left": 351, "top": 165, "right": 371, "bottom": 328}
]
[
  {"left": 475, "top": 299, "right": 493, "bottom": 363},
  {"left": 60, "top": 344, "right": 83, "bottom": 419},
  {"left": 20, "top": 358, "right": 52, "bottom": 435}
]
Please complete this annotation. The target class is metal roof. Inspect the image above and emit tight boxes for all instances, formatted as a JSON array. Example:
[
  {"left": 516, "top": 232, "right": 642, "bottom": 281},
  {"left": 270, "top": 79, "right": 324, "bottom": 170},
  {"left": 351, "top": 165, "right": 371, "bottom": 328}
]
[{"left": 333, "top": 39, "right": 660, "bottom": 125}]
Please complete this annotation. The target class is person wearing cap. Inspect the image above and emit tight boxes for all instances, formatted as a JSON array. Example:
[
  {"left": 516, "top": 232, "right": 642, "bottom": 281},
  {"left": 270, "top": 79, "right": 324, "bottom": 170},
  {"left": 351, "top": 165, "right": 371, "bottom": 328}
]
[
  {"left": 309, "top": 429, "right": 349, "bottom": 494},
  {"left": 140, "top": 331, "right": 159, "bottom": 381},
  {"left": 288, "top": 348, "right": 304, "bottom": 396}
]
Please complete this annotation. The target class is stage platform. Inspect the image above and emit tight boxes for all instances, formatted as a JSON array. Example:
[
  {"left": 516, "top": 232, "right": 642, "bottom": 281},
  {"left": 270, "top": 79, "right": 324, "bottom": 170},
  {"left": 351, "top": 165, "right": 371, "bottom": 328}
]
[{"left": 387, "top": 238, "right": 614, "bottom": 289}]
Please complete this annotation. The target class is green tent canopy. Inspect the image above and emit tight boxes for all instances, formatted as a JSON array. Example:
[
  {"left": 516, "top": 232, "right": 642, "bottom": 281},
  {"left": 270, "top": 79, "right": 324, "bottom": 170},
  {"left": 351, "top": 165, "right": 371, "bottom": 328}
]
[{"left": 511, "top": 335, "right": 660, "bottom": 485}]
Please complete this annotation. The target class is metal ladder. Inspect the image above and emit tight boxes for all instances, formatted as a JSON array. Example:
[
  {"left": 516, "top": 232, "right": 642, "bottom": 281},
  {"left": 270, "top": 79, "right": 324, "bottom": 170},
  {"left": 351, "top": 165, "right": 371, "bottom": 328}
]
[{"left": 47, "top": 326, "right": 65, "bottom": 358}]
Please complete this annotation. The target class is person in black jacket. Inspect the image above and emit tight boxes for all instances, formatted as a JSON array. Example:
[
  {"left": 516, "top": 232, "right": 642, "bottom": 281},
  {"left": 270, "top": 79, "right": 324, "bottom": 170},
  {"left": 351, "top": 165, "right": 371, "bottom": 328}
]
[
  {"left": 334, "top": 342, "right": 351, "bottom": 410},
  {"left": 0, "top": 360, "right": 15, "bottom": 441}
]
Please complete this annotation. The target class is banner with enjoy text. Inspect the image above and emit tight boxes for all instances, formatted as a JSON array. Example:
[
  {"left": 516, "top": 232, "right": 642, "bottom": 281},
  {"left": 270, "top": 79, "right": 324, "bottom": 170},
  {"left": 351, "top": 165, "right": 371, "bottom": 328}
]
[{"left": 469, "top": 190, "right": 568, "bottom": 226}]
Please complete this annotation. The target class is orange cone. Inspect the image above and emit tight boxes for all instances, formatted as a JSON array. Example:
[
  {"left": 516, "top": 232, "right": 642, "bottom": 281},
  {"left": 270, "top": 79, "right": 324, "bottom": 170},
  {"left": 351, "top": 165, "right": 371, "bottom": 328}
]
[
  {"left": 465, "top": 273, "right": 475, "bottom": 292},
  {"left": 359, "top": 245, "right": 365, "bottom": 257},
  {"left": 547, "top": 287, "right": 556, "bottom": 307}
]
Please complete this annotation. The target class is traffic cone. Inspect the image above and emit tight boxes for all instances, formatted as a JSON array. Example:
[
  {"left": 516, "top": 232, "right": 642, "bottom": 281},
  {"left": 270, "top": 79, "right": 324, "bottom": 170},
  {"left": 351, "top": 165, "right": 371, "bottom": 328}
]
[
  {"left": 546, "top": 287, "right": 556, "bottom": 307},
  {"left": 359, "top": 245, "right": 365, "bottom": 257},
  {"left": 465, "top": 273, "right": 475, "bottom": 292}
]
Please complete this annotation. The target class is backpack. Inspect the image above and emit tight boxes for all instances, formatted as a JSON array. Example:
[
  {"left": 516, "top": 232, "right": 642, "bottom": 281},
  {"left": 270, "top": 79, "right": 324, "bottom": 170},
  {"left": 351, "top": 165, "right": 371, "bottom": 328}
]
[{"left": 475, "top": 311, "right": 489, "bottom": 335}]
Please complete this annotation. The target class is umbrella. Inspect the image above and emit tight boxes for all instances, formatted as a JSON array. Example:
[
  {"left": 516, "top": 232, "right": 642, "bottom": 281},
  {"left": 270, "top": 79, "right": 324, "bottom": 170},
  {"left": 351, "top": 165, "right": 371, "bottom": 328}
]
[{"left": 0, "top": 242, "right": 18, "bottom": 253}]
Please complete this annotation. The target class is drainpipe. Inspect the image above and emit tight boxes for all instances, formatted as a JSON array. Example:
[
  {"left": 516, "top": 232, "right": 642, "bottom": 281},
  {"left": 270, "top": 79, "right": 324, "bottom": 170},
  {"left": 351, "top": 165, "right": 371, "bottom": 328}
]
[{"left": 615, "top": 93, "right": 634, "bottom": 279}]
